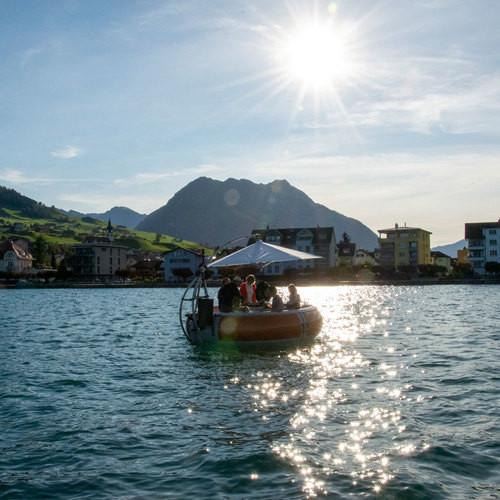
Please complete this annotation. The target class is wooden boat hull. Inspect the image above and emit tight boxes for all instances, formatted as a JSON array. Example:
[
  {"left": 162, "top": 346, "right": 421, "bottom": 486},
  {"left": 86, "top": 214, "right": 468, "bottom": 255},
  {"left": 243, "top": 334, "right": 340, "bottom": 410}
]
[{"left": 186, "top": 305, "right": 322, "bottom": 346}]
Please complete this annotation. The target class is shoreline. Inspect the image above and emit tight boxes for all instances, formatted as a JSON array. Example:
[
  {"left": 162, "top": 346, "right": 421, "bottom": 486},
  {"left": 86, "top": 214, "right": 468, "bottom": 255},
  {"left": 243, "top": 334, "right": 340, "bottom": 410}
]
[{"left": 2, "top": 277, "right": 500, "bottom": 289}]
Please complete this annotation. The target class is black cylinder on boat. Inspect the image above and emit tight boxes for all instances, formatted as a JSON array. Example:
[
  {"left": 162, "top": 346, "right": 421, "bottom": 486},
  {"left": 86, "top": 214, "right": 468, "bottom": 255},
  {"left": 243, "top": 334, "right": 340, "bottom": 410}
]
[{"left": 197, "top": 298, "right": 214, "bottom": 328}]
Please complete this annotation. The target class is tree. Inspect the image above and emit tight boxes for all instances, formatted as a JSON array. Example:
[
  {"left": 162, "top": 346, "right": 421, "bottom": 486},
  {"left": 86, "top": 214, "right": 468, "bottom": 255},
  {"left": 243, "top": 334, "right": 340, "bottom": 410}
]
[
  {"left": 155, "top": 233, "right": 162, "bottom": 244},
  {"left": 485, "top": 261, "right": 500, "bottom": 275},
  {"left": 32, "top": 236, "right": 49, "bottom": 268}
]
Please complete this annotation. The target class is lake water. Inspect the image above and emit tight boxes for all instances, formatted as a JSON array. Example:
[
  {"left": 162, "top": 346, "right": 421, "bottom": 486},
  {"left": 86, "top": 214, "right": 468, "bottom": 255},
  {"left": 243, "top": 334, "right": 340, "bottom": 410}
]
[{"left": 1, "top": 285, "right": 499, "bottom": 499}]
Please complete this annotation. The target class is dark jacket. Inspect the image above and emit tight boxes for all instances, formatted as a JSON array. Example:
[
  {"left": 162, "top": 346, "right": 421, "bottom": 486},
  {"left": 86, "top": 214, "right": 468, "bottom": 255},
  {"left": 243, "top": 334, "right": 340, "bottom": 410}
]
[{"left": 217, "top": 282, "right": 242, "bottom": 312}]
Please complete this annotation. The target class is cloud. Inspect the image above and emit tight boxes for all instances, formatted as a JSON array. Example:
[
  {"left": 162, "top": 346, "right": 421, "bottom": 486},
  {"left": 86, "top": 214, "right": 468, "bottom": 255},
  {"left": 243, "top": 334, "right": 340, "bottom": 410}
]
[
  {"left": 113, "top": 163, "right": 222, "bottom": 186},
  {"left": 51, "top": 146, "right": 82, "bottom": 159},
  {"left": 0, "top": 168, "right": 54, "bottom": 185},
  {"left": 244, "top": 150, "right": 500, "bottom": 245}
]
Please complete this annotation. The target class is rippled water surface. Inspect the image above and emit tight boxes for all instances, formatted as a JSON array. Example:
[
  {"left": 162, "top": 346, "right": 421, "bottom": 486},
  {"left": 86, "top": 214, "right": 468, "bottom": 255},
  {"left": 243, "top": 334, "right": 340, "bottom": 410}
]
[{"left": 1, "top": 286, "right": 499, "bottom": 499}]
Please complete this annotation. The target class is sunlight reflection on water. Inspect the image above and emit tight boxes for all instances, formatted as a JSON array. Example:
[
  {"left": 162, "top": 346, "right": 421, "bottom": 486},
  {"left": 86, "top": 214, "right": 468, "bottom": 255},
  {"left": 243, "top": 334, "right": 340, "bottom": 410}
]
[{"left": 249, "top": 286, "right": 428, "bottom": 496}]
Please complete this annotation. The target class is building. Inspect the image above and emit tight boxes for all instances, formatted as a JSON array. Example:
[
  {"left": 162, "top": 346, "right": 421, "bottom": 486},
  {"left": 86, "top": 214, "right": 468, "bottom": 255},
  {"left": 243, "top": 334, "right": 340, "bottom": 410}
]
[
  {"left": 465, "top": 219, "right": 500, "bottom": 275},
  {"left": 164, "top": 247, "right": 205, "bottom": 283},
  {"left": 0, "top": 239, "right": 33, "bottom": 273},
  {"left": 71, "top": 236, "right": 128, "bottom": 279},
  {"left": 336, "top": 232, "right": 356, "bottom": 266},
  {"left": 249, "top": 226, "right": 336, "bottom": 276},
  {"left": 456, "top": 247, "right": 469, "bottom": 265},
  {"left": 378, "top": 224, "right": 431, "bottom": 269},
  {"left": 431, "top": 251, "right": 452, "bottom": 274},
  {"left": 352, "top": 249, "right": 377, "bottom": 267}
]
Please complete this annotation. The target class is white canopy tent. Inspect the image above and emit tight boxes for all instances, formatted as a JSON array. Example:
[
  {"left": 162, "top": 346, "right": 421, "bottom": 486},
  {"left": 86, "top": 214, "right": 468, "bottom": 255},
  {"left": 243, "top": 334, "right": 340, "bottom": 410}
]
[{"left": 207, "top": 239, "right": 322, "bottom": 268}]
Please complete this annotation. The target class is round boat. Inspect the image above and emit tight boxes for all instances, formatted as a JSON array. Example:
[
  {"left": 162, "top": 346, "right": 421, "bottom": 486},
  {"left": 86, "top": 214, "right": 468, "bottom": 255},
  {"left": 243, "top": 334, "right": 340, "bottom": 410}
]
[
  {"left": 179, "top": 242, "right": 325, "bottom": 347},
  {"left": 185, "top": 303, "right": 323, "bottom": 346}
]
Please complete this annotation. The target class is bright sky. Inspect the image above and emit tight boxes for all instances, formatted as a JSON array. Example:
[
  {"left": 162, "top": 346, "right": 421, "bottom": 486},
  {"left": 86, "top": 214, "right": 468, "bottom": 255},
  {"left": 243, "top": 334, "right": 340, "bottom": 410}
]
[{"left": 1, "top": 0, "right": 499, "bottom": 245}]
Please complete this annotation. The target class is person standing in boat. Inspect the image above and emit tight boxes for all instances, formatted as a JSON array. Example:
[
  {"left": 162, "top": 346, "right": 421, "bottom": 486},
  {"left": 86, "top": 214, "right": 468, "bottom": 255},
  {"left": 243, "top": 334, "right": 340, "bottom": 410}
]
[
  {"left": 217, "top": 276, "right": 242, "bottom": 312},
  {"left": 239, "top": 274, "right": 257, "bottom": 306},
  {"left": 286, "top": 284, "right": 301, "bottom": 309}
]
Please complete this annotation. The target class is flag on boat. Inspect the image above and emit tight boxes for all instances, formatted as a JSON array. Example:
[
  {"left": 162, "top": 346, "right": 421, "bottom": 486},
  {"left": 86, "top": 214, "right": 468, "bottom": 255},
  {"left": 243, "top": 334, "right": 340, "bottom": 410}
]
[{"left": 207, "top": 239, "right": 322, "bottom": 268}]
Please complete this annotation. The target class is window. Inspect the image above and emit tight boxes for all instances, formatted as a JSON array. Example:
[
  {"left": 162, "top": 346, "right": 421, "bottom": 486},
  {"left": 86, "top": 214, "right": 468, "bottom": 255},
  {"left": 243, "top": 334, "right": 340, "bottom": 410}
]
[
  {"left": 490, "top": 250, "right": 498, "bottom": 256},
  {"left": 489, "top": 229, "right": 497, "bottom": 234},
  {"left": 489, "top": 240, "right": 497, "bottom": 246}
]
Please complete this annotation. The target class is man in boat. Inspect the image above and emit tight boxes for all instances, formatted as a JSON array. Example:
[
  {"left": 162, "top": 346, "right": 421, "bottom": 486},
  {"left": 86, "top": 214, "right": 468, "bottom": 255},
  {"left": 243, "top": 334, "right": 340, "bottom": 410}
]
[
  {"left": 270, "top": 285, "right": 284, "bottom": 312},
  {"left": 217, "top": 276, "right": 243, "bottom": 312},
  {"left": 239, "top": 274, "right": 257, "bottom": 306},
  {"left": 256, "top": 280, "right": 272, "bottom": 305}
]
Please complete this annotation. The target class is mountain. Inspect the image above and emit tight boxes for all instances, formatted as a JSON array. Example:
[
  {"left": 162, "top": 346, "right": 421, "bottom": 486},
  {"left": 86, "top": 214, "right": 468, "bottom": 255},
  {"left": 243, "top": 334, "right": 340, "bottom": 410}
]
[
  {"left": 85, "top": 207, "right": 146, "bottom": 228},
  {"left": 137, "top": 177, "right": 379, "bottom": 249},
  {"left": 432, "top": 239, "right": 467, "bottom": 258}
]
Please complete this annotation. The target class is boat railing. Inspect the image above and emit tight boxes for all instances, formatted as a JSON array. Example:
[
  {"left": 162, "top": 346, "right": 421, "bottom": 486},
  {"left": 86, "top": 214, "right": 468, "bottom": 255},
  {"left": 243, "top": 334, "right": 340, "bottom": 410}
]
[{"left": 178, "top": 271, "right": 209, "bottom": 342}]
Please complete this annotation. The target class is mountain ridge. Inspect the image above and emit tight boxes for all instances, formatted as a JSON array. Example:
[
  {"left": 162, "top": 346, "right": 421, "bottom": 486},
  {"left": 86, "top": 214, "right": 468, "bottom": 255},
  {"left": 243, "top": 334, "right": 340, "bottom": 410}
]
[{"left": 137, "top": 177, "right": 379, "bottom": 249}]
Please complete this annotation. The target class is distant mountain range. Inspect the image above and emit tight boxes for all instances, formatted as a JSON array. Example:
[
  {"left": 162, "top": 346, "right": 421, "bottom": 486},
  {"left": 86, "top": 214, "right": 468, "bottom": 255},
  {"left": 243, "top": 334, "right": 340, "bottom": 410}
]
[
  {"left": 137, "top": 177, "right": 380, "bottom": 250},
  {"left": 68, "top": 207, "right": 146, "bottom": 229},
  {"left": 432, "top": 239, "right": 467, "bottom": 258},
  {"left": 1, "top": 180, "right": 468, "bottom": 253}
]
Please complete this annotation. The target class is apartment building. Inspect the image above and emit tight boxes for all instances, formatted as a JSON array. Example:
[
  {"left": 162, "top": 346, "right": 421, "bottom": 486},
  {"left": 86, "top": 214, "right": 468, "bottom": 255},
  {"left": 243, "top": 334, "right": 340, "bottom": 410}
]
[
  {"left": 465, "top": 220, "right": 500, "bottom": 274},
  {"left": 378, "top": 224, "right": 431, "bottom": 269}
]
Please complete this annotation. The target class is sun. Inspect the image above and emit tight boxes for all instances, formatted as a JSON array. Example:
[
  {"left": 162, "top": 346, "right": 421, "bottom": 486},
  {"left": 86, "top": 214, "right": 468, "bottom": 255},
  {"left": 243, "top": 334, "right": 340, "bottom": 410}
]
[{"left": 275, "top": 18, "right": 357, "bottom": 91}]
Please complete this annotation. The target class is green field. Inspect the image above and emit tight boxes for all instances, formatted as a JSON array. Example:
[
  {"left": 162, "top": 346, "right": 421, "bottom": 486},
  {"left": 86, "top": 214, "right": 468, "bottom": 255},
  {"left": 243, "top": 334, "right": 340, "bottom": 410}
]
[{"left": 0, "top": 208, "right": 205, "bottom": 253}]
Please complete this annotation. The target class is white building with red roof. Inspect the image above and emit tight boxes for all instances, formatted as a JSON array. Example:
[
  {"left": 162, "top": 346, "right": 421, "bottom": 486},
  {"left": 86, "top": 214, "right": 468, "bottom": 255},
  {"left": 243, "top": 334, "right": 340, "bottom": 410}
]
[{"left": 0, "top": 239, "right": 33, "bottom": 273}]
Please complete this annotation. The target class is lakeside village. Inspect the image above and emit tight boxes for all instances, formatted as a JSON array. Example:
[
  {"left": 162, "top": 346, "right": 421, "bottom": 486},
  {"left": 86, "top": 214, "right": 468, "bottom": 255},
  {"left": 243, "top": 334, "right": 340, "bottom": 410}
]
[{"left": 1, "top": 219, "right": 500, "bottom": 288}]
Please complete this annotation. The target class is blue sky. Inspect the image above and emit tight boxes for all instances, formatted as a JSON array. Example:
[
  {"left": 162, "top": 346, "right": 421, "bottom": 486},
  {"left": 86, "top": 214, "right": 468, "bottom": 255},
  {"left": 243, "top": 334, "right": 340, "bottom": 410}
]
[{"left": 1, "top": 0, "right": 499, "bottom": 245}]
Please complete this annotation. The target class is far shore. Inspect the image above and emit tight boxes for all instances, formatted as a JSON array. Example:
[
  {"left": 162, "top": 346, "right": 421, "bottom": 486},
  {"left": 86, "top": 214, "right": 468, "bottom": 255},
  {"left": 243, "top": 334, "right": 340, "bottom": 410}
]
[{"left": 2, "top": 277, "right": 500, "bottom": 289}]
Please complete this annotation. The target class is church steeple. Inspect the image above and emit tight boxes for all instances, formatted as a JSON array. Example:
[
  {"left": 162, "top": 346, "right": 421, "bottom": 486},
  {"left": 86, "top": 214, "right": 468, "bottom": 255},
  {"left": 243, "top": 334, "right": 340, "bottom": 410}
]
[{"left": 107, "top": 219, "right": 113, "bottom": 241}]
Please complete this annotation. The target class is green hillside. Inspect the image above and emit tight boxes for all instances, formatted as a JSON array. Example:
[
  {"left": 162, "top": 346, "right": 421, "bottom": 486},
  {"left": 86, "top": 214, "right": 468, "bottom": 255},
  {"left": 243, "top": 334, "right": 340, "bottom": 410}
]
[{"left": 0, "top": 186, "right": 204, "bottom": 254}]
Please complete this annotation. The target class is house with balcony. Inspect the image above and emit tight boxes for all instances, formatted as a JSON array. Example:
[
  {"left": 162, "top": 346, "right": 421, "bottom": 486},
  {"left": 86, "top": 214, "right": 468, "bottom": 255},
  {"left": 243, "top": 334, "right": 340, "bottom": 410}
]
[
  {"left": 249, "top": 226, "right": 336, "bottom": 276},
  {"left": 465, "top": 219, "right": 500, "bottom": 275},
  {"left": 164, "top": 247, "right": 206, "bottom": 283},
  {"left": 378, "top": 224, "right": 431, "bottom": 269},
  {"left": 70, "top": 236, "right": 128, "bottom": 279}
]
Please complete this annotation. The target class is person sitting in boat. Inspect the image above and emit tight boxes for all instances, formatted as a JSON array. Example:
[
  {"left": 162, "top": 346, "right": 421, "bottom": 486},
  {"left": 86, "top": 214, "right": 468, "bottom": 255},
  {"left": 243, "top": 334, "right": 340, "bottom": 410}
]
[
  {"left": 217, "top": 276, "right": 243, "bottom": 312},
  {"left": 239, "top": 274, "right": 257, "bottom": 306},
  {"left": 270, "top": 285, "right": 284, "bottom": 312},
  {"left": 256, "top": 280, "right": 272, "bottom": 305},
  {"left": 285, "top": 284, "right": 301, "bottom": 309}
]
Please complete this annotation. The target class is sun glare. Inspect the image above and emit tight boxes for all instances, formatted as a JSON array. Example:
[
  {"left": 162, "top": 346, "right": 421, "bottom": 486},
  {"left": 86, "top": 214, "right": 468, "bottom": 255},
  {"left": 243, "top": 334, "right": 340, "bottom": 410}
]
[{"left": 276, "top": 19, "right": 356, "bottom": 91}]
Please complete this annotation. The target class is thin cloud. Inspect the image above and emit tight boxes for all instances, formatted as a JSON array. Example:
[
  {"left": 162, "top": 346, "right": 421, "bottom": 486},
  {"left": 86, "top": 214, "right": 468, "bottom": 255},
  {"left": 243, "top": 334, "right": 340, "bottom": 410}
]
[
  {"left": 51, "top": 146, "right": 82, "bottom": 159},
  {"left": 114, "top": 164, "right": 222, "bottom": 186},
  {"left": 58, "top": 192, "right": 163, "bottom": 214},
  {"left": 0, "top": 168, "right": 53, "bottom": 185}
]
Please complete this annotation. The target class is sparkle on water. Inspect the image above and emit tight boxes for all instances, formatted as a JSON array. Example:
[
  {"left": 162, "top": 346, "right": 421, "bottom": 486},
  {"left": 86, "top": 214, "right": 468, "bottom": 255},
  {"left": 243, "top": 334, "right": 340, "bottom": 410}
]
[{"left": 1, "top": 285, "right": 499, "bottom": 498}]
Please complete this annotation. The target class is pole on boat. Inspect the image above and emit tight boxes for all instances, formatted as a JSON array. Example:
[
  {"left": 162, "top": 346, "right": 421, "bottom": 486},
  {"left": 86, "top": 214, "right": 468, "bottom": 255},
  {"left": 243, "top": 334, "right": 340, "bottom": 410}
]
[{"left": 178, "top": 249, "right": 209, "bottom": 343}]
